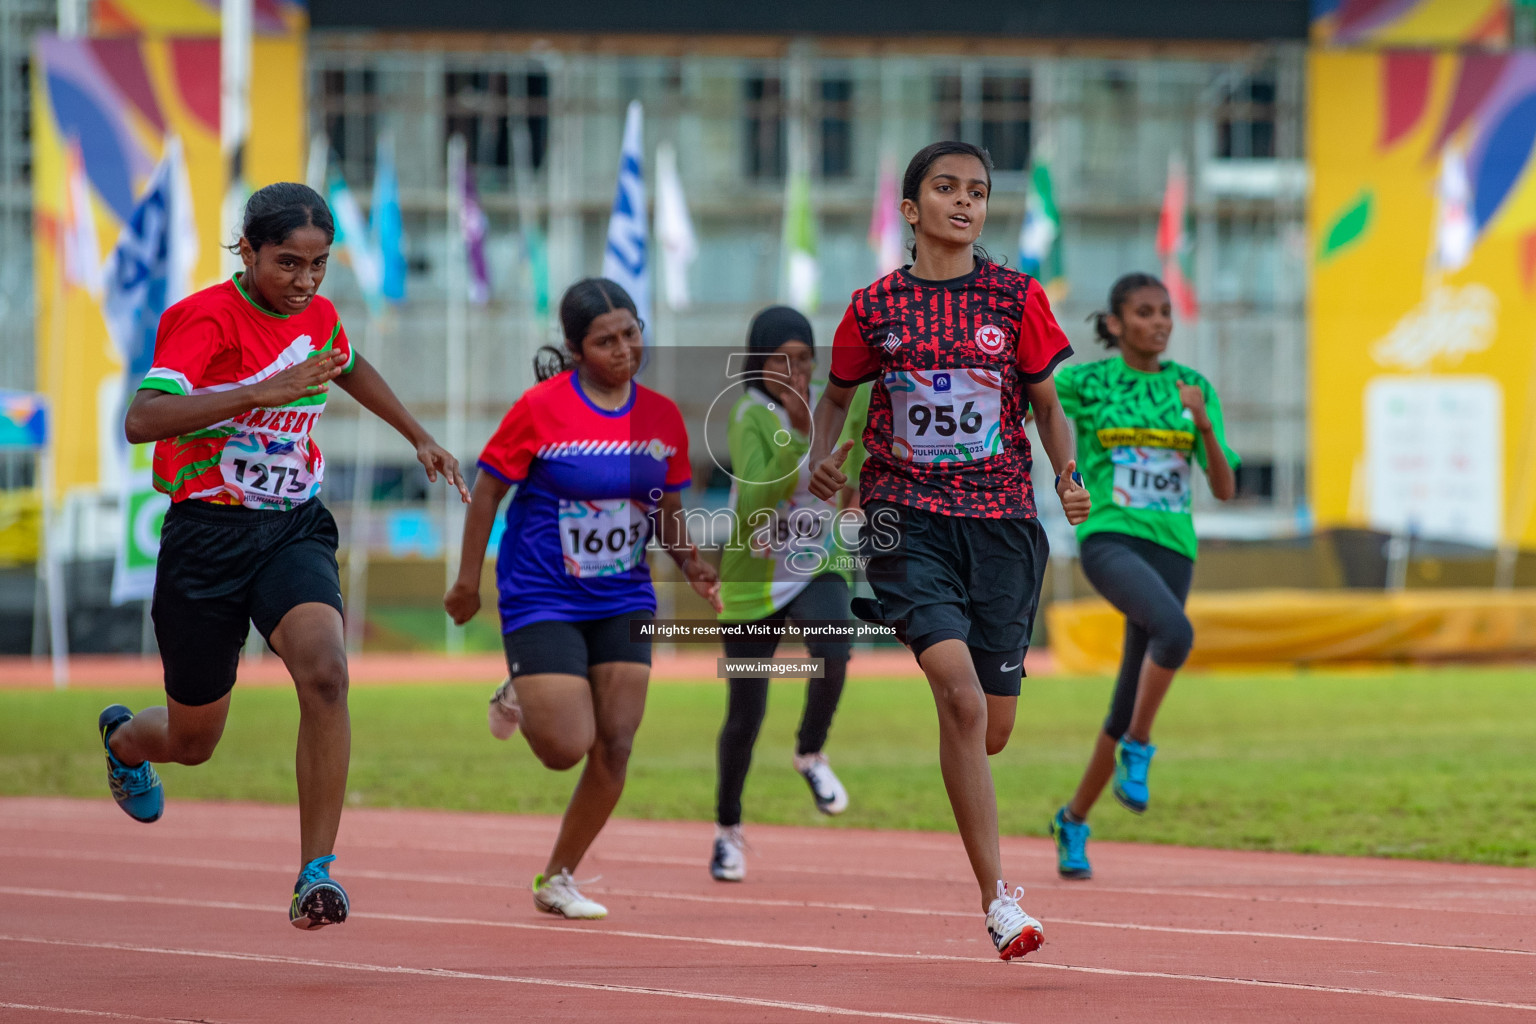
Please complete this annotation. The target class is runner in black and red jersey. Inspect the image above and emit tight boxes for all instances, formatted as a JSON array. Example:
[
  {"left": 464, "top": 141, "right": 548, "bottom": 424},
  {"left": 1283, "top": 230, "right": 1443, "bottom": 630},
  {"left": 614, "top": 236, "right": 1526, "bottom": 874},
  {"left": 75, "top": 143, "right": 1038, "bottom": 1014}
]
[
  {"left": 98, "top": 183, "right": 468, "bottom": 930},
  {"left": 808, "top": 142, "right": 1090, "bottom": 962}
]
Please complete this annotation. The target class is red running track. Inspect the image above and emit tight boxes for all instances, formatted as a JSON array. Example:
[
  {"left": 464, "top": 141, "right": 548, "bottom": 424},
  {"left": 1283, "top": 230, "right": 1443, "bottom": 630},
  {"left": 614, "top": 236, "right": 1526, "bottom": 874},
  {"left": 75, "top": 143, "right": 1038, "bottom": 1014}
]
[{"left": 1, "top": 797, "right": 1533, "bottom": 1023}]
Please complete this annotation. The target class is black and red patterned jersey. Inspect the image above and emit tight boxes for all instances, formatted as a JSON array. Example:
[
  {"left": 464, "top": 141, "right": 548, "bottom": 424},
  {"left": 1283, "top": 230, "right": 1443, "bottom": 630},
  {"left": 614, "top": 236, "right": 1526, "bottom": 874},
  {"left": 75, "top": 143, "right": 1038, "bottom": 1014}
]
[{"left": 829, "top": 260, "right": 1072, "bottom": 519}]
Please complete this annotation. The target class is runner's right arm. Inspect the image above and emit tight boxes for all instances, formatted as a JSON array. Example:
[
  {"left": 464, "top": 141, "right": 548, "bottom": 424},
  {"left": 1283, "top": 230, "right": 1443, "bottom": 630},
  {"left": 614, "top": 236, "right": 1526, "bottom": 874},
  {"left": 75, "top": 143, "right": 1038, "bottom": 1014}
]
[
  {"left": 445, "top": 469, "right": 510, "bottom": 624},
  {"left": 125, "top": 351, "right": 346, "bottom": 444}
]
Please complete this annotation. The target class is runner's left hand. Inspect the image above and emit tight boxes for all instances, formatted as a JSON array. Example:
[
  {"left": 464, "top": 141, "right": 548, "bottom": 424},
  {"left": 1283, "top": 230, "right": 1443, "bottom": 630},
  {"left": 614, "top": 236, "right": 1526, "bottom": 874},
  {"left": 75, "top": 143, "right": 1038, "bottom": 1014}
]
[
  {"left": 417, "top": 441, "right": 471, "bottom": 503},
  {"left": 1176, "top": 380, "right": 1212, "bottom": 431},
  {"left": 1056, "top": 460, "right": 1091, "bottom": 526},
  {"left": 681, "top": 544, "right": 723, "bottom": 613}
]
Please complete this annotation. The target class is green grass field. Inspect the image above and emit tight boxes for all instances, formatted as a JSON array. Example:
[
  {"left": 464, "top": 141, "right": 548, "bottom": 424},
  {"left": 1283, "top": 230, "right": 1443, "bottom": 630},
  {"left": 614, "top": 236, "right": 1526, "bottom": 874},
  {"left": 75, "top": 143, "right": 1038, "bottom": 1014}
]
[{"left": 4, "top": 666, "right": 1533, "bottom": 866}]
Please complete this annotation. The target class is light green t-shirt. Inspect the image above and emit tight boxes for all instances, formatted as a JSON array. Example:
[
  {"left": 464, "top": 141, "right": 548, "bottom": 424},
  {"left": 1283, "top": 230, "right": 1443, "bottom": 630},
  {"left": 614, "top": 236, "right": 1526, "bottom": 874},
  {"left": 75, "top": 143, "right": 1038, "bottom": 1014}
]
[
  {"left": 1054, "top": 357, "right": 1239, "bottom": 561},
  {"left": 717, "top": 383, "right": 866, "bottom": 622}
]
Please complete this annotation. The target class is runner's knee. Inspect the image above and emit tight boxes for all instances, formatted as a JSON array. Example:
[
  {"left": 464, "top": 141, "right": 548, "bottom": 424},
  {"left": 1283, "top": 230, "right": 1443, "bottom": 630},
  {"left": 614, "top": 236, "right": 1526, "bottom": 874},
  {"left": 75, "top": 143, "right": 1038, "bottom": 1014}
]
[
  {"left": 295, "top": 656, "right": 349, "bottom": 707},
  {"left": 1148, "top": 614, "right": 1194, "bottom": 670}
]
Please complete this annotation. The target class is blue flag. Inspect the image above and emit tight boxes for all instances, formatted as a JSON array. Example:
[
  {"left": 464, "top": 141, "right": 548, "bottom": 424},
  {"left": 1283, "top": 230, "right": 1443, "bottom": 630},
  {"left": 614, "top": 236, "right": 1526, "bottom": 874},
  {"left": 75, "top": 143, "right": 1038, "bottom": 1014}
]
[
  {"left": 601, "top": 100, "right": 649, "bottom": 331},
  {"left": 372, "top": 133, "right": 407, "bottom": 303}
]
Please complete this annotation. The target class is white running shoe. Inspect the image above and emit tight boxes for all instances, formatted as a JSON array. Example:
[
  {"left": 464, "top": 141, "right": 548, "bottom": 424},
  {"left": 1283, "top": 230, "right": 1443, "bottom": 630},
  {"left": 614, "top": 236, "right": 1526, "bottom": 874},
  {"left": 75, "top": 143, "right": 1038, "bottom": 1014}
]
[
  {"left": 985, "top": 881, "right": 1044, "bottom": 961},
  {"left": 532, "top": 869, "right": 607, "bottom": 919},
  {"left": 710, "top": 824, "right": 747, "bottom": 882},
  {"left": 488, "top": 677, "right": 521, "bottom": 740},
  {"left": 793, "top": 751, "right": 849, "bottom": 815}
]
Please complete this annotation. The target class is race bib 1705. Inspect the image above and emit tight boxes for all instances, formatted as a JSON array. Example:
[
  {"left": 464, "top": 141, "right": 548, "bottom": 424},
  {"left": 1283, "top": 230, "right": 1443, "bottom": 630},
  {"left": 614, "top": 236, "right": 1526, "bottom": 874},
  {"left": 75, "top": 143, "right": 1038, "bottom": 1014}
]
[
  {"left": 558, "top": 498, "right": 650, "bottom": 578},
  {"left": 884, "top": 368, "right": 1005, "bottom": 464},
  {"left": 1110, "top": 446, "right": 1192, "bottom": 512}
]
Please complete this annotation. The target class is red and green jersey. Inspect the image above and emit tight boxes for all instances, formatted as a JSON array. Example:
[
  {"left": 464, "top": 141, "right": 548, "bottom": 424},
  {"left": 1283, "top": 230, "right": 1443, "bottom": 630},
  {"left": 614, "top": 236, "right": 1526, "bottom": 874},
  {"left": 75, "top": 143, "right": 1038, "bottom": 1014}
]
[{"left": 139, "top": 275, "right": 355, "bottom": 510}]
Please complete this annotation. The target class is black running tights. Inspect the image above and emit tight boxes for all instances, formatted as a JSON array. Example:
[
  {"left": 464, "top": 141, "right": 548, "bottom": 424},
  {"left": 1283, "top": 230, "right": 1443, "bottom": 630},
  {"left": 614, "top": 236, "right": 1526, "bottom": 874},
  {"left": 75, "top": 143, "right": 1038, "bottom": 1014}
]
[{"left": 716, "top": 572, "right": 851, "bottom": 827}]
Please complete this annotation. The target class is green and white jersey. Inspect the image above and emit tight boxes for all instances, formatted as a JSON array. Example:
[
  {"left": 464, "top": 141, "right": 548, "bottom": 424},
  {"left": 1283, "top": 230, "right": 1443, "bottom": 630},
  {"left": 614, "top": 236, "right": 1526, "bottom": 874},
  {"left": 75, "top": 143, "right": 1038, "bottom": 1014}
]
[
  {"left": 1054, "top": 357, "right": 1239, "bottom": 561},
  {"left": 717, "top": 383, "right": 865, "bottom": 622}
]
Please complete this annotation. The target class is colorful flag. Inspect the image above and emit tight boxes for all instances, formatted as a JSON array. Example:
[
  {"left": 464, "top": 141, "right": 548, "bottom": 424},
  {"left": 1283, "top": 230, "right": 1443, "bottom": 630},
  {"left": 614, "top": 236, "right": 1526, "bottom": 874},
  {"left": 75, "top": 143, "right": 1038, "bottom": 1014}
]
[
  {"left": 524, "top": 224, "right": 550, "bottom": 318},
  {"left": 654, "top": 141, "right": 697, "bottom": 311},
  {"left": 456, "top": 148, "right": 490, "bottom": 305},
  {"left": 371, "top": 133, "right": 407, "bottom": 303},
  {"left": 782, "top": 164, "right": 818, "bottom": 312},
  {"left": 1019, "top": 160, "right": 1066, "bottom": 298},
  {"left": 601, "top": 100, "right": 650, "bottom": 330},
  {"left": 1433, "top": 144, "right": 1474, "bottom": 273},
  {"left": 1157, "top": 154, "right": 1199, "bottom": 321},
  {"left": 868, "top": 156, "right": 903, "bottom": 275},
  {"left": 327, "top": 165, "right": 383, "bottom": 315},
  {"left": 61, "top": 138, "right": 103, "bottom": 298},
  {"left": 101, "top": 136, "right": 197, "bottom": 605}
]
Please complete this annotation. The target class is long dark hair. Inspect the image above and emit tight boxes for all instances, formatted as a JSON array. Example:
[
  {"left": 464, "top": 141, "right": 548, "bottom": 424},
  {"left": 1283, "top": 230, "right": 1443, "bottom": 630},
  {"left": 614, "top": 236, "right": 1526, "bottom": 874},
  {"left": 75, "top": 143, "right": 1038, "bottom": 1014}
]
[
  {"left": 226, "top": 182, "right": 335, "bottom": 254},
  {"left": 901, "top": 141, "right": 998, "bottom": 265},
  {"left": 1089, "top": 272, "right": 1167, "bottom": 349},
  {"left": 534, "top": 277, "right": 641, "bottom": 381}
]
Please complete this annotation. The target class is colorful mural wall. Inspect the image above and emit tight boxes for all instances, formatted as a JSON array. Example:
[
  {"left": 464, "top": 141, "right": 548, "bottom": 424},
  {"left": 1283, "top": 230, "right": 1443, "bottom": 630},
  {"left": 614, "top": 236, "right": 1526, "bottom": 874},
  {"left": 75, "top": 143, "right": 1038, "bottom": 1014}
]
[
  {"left": 30, "top": 1, "right": 305, "bottom": 499},
  {"left": 1310, "top": 0, "right": 1510, "bottom": 47},
  {"left": 1309, "top": 49, "right": 1536, "bottom": 547}
]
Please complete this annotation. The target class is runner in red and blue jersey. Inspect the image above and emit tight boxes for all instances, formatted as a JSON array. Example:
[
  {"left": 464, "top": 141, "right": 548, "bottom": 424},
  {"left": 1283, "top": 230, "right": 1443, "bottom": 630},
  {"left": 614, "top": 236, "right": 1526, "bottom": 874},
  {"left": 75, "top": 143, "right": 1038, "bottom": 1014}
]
[
  {"left": 446, "top": 278, "right": 720, "bottom": 920},
  {"left": 98, "top": 183, "right": 468, "bottom": 930},
  {"left": 808, "top": 142, "right": 1090, "bottom": 962}
]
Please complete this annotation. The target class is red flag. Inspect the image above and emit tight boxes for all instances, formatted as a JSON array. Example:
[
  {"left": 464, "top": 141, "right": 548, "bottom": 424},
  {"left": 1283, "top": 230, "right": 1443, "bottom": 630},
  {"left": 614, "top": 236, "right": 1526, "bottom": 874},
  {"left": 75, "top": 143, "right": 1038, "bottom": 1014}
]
[{"left": 1157, "top": 155, "right": 1198, "bottom": 321}]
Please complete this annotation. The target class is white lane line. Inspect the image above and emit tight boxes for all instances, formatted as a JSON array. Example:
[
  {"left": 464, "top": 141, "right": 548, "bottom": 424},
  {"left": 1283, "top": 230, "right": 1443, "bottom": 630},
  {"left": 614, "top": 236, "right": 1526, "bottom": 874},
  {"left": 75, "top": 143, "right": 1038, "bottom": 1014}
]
[
  {"left": 5, "top": 880, "right": 1531, "bottom": 962},
  {"left": 6, "top": 844, "right": 1536, "bottom": 945},
  {"left": 4, "top": 928, "right": 1535, "bottom": 1015},
  {"left": 0, "top": 934, "right": 1012, "bottom": 1024},
  {"left": 5, "top": 883, "right": 1536, "bottom": 1012},
  {"left": 0, "top": 1004, "right": 224, "bottom": 1023}
]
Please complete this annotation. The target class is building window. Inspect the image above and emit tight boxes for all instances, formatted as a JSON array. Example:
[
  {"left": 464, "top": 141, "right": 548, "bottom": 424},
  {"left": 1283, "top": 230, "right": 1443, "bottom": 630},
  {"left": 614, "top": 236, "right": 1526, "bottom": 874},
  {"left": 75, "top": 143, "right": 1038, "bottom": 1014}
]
[
  {"left": 820, "top": 78, "right": 854, "bottom": 178},
  {"left": 935, "top": 73, "right": 1031, "bottom": 172},
  {"left": 744, "top": 75, "right": 786, "bottom": 179},
  {"left": 981, "top": 76, "right": 1030, "bottom": 172},
  {"left": 445, "top": 70, "right": 548, "bottom": 180},
  {"left": 1218, "top": 73, "right": 1277, "bottom": 159},
  {"left": 319, "top": 67, "right": 378, "bottom": 181}
]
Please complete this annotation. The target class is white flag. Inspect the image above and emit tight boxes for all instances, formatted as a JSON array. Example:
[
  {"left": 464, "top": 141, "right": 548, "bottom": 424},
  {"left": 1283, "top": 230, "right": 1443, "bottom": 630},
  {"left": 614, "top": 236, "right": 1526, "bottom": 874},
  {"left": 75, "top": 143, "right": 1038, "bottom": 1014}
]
[
  {"left": 601, "top": 100, "right": 650, "bottom": 330},
  {"left": 654, "top": 141, "right": 696, "bottom": 311},
  {"left": 1433, "top": 144, "right": 1474, "bottom": 274}
]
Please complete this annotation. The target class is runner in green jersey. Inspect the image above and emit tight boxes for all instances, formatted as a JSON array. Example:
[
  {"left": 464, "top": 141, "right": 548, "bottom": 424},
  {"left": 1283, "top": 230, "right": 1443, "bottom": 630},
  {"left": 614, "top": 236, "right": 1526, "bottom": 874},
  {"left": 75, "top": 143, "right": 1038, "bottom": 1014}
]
[
  {"left": 711, "top": 306, "right": 867, "bottom": 882},
  {"left": 1047, "top": 272, "right": 1238, "bottom": 880}
]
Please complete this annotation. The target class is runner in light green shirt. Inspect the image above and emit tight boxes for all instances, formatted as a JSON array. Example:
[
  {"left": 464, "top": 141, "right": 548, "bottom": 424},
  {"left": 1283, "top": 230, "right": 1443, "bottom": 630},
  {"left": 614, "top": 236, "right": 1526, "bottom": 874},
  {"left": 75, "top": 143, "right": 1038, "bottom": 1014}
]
[
  {"left": 711, "top": 307, "right": 865, "bottom": 884},
  {"left": 1046, "top": 272, "right": 1238, "bottom": 883}
]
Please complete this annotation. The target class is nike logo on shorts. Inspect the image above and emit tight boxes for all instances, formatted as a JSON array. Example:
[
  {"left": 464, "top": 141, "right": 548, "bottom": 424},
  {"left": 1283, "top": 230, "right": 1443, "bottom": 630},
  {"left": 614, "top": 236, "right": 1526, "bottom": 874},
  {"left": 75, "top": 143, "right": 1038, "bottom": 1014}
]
[{"left": 1000, "top": 661, "right": 1022, "bottom": 672}]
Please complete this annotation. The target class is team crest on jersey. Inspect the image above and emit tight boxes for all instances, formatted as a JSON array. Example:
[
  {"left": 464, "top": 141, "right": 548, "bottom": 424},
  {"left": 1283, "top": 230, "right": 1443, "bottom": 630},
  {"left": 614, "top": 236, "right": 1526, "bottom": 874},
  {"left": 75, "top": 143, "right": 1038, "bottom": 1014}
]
[
  {"left": 881, "top": 332, "right": 904, "bottom": 353},
  {"left": 975, "top": 324, "right": 1008, "bottom": 354}
]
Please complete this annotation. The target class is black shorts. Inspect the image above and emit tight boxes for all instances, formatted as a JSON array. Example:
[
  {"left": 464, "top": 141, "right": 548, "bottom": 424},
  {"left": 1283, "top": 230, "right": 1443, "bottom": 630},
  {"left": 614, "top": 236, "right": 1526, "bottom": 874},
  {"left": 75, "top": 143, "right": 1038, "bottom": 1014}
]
[
  {"left": 861, "top": 500, "right": 1048, "bottom": 697},
  {"left": 152, "top": 498, "right": 344, "bottom": 707},
  {"left": 502, "top": 611, "right": 653, "bottom": 679}
]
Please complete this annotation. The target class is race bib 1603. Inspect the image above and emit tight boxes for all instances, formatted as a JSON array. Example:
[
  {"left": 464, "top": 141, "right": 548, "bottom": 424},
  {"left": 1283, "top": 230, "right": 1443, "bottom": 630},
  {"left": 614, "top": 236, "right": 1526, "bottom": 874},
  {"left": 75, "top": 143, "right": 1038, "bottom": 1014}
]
[
  {"left": 558, "top": 498, "right": 651, "bottom": 578},
  {"left": 884, "top": 368, "right": 1005, "bottom": 464}
]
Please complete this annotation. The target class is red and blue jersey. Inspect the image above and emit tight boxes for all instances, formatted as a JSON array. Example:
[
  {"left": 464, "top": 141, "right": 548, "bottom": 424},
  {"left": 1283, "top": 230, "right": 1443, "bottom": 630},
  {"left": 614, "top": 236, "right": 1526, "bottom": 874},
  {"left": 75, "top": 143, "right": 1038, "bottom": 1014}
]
[{"left": 477, "top": 369, "right": 692, "bottom": 634}]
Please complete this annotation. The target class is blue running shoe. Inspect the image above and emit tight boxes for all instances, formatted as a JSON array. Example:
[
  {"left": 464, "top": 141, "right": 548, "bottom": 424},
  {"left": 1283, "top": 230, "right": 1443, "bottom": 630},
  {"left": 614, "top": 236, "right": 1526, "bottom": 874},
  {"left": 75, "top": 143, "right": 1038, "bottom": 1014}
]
[
  {"left": 1113, "top": 737, "right": 1156, "bottom": 814},
  {"left": 290, "top": 855, "right": 349, "bottom": 930},
  {"left": 1050, "top": 807, "right": 1092, "bottom": 880},
  {"left": 98, "top": 705, "right": 163, "bottom": 823}
]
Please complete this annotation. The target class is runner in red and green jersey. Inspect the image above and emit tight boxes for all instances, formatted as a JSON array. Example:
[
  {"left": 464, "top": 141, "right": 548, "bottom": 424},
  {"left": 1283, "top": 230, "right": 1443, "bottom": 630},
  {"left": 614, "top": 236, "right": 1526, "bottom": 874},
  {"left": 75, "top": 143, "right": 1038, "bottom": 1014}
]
[
  {"left": 809, "top": 142, "right": 1091, "bottom": 962},
  {"left": 97, "top": 183, "right": 468, "bottom": 931}
]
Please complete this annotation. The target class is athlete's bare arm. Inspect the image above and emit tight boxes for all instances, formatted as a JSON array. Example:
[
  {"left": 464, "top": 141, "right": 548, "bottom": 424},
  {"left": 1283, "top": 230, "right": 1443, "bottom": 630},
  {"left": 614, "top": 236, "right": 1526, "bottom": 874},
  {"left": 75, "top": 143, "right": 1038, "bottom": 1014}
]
[
  {"left": 808, "top": 381, "right": 857, "bottom": 501},
  {"left": 444, "top": 470, "right": 511, "bottom": 624},
  {"left": 336, "top": 354, "right": 470, "bottom": 502},
  {"left": 124, "top": 351, "right": 346, "bottom": 444},
  {"left": 1025, "top": 378, "right": 1091, "bottom": 525}
]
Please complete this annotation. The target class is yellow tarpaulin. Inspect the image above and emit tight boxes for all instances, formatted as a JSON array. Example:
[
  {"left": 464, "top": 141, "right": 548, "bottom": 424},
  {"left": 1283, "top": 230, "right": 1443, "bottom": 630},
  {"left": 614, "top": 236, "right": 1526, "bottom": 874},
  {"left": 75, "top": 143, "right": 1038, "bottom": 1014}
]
[{"left": 1047, "top": 589, "right": 1536, "bottom": 673}]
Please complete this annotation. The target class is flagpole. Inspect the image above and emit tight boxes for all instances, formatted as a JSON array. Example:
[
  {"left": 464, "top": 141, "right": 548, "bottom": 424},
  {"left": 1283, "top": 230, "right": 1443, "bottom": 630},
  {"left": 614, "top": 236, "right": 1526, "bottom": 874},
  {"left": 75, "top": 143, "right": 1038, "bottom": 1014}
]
[
  {"left": 345, "top": 316, "right": 379, "bottom": 655},
  {"left": 220, "top": 0, "right": 251, "bottom": 276},
  {"left": 41, "top": 196, "right": 70, "bottom": 686},
  {"left": 444, "top": 136, "right": 468, "bottom": 655}
]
